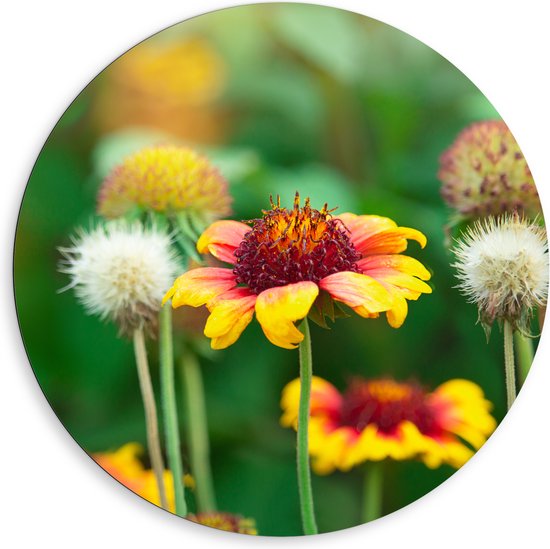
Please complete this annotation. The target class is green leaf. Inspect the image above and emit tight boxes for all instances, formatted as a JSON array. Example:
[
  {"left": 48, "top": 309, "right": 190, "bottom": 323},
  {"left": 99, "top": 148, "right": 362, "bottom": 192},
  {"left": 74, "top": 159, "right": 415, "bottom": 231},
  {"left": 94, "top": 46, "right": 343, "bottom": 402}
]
[{"left": 308, "top": 291, "right": 338, "bottom": 330}]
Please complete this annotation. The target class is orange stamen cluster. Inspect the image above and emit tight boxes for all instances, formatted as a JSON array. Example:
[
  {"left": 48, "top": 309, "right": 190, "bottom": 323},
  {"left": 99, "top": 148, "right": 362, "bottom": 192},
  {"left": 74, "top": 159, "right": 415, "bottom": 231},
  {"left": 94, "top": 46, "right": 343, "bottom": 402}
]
[
  {"left": 339, "top": 379, "right": 444, "bottom": 437},
  {"left": 233, "top": 194, "right": 361, "bottom": 294}
]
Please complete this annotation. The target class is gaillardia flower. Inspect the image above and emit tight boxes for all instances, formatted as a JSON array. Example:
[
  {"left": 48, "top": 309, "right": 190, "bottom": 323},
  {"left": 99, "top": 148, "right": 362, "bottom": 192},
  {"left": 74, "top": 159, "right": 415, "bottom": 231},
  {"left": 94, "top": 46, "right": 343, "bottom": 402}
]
[
  {"left": 59, "top": 221, "right": 180, "bottom": 335},
  {"left": 98, "top": 145, "right": 231, "bottom": 222},
  {"left": 163, "top": 195, "right": 432, "bottom": 349},
  {"left": 453, "top": 215, "right": 548, "bottom": 330},
  {"left": 188, "top": 512, "right": 257, "bottom": 535},
  {"left": 281, "top": 376, "right": 496, "bottom": 474},
  {"left": 93, "top": 443, "right": 193, "bottom": 512},
  {"left": 439, "top": 121, "right": 541, "bottom": 220}
]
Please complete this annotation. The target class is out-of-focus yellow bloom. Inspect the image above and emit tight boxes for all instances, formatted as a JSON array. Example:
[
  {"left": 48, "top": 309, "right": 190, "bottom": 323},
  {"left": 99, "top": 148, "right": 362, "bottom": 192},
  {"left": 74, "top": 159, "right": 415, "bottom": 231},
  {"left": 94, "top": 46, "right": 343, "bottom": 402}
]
[
  {"left": 280, "top": 376, "right": 496, "bottom": 474},
  {"left": 188, "top": 512, "right": 257, "bottom": 535},
  {"left": 164, "top": 194, "right": 431, "bottom": 350},
  {"left": 97, "top": 145, "right": 231, "bottom": 221},
  {"left": 93, "top": 38, "right": 227, "bottom": 143},
  {"left": 92, "top": 443, "right": 194, "bottom": 512}
]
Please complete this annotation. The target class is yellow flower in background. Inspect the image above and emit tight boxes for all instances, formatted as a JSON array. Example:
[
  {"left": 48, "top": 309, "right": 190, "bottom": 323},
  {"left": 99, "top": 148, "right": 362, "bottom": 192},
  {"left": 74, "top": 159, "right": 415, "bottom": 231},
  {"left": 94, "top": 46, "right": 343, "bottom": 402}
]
[
  {"left": 280, "top": 376, "right": 496, "bottom": 474},
  {"left": 164, "top": 194, "right": 432, "bottom": 350},
  {"left": 93, "top": 37, "right": 228, "bottom": 143},
  {"left": 439, "top": 120, "right": 541, "bottom": 220},
  {"left": 97, "top": 145, "right": 232, "bottom": 221},
  {"left": 188, "top": 512, "right": 258, "bottom": 535},
  {"left": 92, "top": 443, "right": 194, "bottom": 512}
]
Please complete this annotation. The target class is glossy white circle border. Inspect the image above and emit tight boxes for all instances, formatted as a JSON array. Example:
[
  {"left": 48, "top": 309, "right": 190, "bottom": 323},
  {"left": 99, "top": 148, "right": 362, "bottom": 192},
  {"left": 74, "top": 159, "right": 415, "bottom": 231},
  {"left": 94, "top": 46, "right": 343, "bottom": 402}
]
[{"left": 2, "top": 1, "right": 548, "bottom": 548}]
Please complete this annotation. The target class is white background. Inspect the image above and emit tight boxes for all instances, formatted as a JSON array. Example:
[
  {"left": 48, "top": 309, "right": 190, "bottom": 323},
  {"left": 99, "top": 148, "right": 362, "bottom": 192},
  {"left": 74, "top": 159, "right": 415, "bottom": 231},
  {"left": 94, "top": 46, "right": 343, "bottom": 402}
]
[{"left": 2, "top": 1, "right": 549, "bottom": 547}]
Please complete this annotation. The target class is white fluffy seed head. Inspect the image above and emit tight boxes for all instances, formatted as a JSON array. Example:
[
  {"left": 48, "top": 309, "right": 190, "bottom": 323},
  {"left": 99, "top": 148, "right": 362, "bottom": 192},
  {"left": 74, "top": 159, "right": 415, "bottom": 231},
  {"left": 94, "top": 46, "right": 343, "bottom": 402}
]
[
  {"left": 59, "top": 221, "right": 181, "bottom": 336},
  {"left": 453, "top": 215, "right": 548, "bottom": 330}
]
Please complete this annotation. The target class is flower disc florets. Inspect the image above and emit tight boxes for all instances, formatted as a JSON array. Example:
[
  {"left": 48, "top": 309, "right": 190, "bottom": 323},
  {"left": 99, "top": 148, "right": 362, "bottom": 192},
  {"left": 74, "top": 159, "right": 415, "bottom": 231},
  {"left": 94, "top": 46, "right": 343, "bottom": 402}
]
[
  {"left": 453, "top": 215, "right": 548, "bottom": 329},
  {"left": 439, "top": 121, "right": 541, "bottom": 219},
  {"left": 97, "top": 145, "right": 232, "bottom": 221},
  {"left": 187, "top": 512, "right": 257, "bottom": 535},
  {"left": 233, "top": 194, "right": 362, "bottom": 294},
  {"left": 340, "top": 379, "right": 440, "bottom": 436},
  {"left": 59, "top": 222, "right": 181, "bottom": 336}
]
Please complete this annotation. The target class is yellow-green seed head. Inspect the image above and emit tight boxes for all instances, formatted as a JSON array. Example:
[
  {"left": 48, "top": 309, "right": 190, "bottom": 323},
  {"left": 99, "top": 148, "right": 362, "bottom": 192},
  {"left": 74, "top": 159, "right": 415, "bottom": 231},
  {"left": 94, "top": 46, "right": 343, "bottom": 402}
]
[{"left": 97, "top": 145, "right": 232, "bottom": 221}]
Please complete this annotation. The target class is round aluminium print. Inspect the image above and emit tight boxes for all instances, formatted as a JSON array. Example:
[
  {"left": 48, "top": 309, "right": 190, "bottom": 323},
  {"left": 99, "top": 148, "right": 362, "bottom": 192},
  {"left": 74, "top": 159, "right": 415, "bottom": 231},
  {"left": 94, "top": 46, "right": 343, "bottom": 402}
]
[{"left": 14, "top": 2, "right": 547, "bottom": 537}]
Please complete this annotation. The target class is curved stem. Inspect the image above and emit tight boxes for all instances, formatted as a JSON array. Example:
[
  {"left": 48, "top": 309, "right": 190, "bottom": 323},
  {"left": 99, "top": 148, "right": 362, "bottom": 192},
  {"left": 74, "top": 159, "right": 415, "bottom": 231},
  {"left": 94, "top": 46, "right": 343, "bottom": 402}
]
[
  {"left": 181, "top": 348, "right": 217, "bottom": 512},
  {"left": 362, "top": 463, "right": 383, "bottom": 524},
  {"left": 132, "top": 328, "right": 168, "bottom": 510},
  {"left": 159, "top": 306, "right": 187, "bottom": 516},
  {"left": 297, "top": 318, "right": 318, "bottom": 535},
  {"left": 503, "top": 320, "right": 516, "bottom": 410},
  {"left": 514, "top": 331, "right": 534, "bottom": 386}
]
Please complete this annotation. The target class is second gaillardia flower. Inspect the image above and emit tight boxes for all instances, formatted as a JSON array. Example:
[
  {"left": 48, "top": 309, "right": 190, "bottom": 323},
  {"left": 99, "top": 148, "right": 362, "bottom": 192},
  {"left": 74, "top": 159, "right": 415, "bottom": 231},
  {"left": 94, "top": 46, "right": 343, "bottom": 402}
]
[
  {"left": 163, "top": 194, "right": 432, "bottom": 349},
  {"left": 281, "top": 376, "right": 496, "bottom": 473}
]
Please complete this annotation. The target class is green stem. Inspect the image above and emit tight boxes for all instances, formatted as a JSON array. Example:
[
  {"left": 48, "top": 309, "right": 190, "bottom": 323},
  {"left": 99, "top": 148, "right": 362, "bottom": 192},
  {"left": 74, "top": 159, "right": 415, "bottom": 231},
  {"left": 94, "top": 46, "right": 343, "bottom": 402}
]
[
  {"left": 297, "top": 318, "right": 318, "bottom": 535},
  {"left": 181, "top": 348, "right": 217, "bottom": 512},
  {"left": 159, "top": 306, "right": 187, "bottom": 516},
  {"left": 503, "top": 320, "right": 516, "bottom": 410},
  {"left": 362, "top": 463, "right": 384, "bottom": 523},
  {"left": 514, "top": 331, "right": 534, "bottom": 386},
  {"left": 132, "top": 328, "right": 168, "bottom": 510},
  {"left": 174, "top": 213, "right": 202, "bottom": 263}
]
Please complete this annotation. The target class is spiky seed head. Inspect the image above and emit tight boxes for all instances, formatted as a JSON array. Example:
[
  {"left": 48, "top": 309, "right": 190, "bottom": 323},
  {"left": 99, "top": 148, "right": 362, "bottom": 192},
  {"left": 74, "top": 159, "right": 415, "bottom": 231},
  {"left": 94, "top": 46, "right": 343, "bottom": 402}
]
[
  {"left": 439, "top": 121, "right": 541, "bottom": 220},
  {"left": 453, "top": 215, "right": 548, "bottom": 332},
  {"left": 59, "top": 222, "right": 181, "bottom": 336}
]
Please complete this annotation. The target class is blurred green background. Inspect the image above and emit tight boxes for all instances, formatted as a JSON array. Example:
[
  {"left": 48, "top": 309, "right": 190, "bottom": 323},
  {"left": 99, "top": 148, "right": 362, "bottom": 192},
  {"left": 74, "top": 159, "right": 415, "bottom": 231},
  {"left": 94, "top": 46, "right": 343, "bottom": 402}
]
[{"left": 14, "top": 3, "right": 512, "bottom": 536}]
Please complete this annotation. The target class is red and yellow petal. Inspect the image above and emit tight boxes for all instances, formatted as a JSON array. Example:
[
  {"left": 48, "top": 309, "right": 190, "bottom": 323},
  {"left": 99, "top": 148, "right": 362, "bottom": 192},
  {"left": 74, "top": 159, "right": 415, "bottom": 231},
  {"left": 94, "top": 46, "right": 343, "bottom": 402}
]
[
  {"left": 359, "top": 226, "right": 427, "bottom": 256},
  {"left": 418, "top": 436, "right": 475, "bottom": 469},
  {"left": 366, "top": 272, "right": 432, "bottom": 328},
  {"left": 336, "top": 213, "right": 397, "bottom": 253},
  {"left": 430, "top": 380, "right": 497, "bottom": 450},
  {"left": 204, "top": 288, "right": 257, "bottom": 350},
  {"left": 309, "top": 420, "right": 357, "bottom": 475},
  {"left": 357, "top": 255, "right": 432, "bottom": 328},
  {"left": 163, "top": 267, "right": 237, "bottom": 308},
  {"left": 319, "top": 271, "right": 394, "bottom": 316},
  {"left": 93, "top": 443, "right": 179, "bottom": 512},
  {"left": 342, "top": 421, "right": 425, "bottom": 470},
  {"left": 358, "top": 254, "right": 431, "bottom": 281},
  {"left": 255, "top": 282, "right": 319, "bottom": 349},
  {"left": 280, "top": 376, "right": 343, "bottom": 429},
  {"left": 196, "top": 220, "right": 249, "bottom": 264}
]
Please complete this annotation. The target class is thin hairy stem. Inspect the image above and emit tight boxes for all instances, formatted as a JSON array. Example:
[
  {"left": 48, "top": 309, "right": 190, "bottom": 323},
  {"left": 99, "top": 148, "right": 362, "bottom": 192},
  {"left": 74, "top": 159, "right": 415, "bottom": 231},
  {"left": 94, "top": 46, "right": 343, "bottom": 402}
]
[
  {"left": 181, "top": 349, "right": 217, "bottom": 512},
  {"left": 133, "top": 328, "right": 168, "bottom": 510},
  {"left": 362, "top": 462, "right": 384, "bottom": 524},
  {"left": 159, "top": 306, "right": 187, "bottom": 516},
  {"left": 503, "top": 320, "right": 516, "bottom": 410},
  {"left": 297, "top": 318, "right": 318, "bottom": 535}
]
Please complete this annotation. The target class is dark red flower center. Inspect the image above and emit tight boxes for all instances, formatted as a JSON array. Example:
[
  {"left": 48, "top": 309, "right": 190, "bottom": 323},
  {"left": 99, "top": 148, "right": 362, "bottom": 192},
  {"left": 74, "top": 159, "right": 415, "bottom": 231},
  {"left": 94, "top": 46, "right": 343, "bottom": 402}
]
[
  {"left": 337, "top": 379, "right": 443, "bottom": 437},
  {"left": 233, "top": 194, "right": 361, "bottom": 294}
]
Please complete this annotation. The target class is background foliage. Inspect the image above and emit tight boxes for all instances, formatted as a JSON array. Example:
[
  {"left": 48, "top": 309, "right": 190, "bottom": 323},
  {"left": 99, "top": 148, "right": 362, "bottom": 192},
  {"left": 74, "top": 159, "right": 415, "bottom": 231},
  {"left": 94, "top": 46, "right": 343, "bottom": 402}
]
[{"left": 15, "top": 3, "right": 510, "bottom": 536}]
